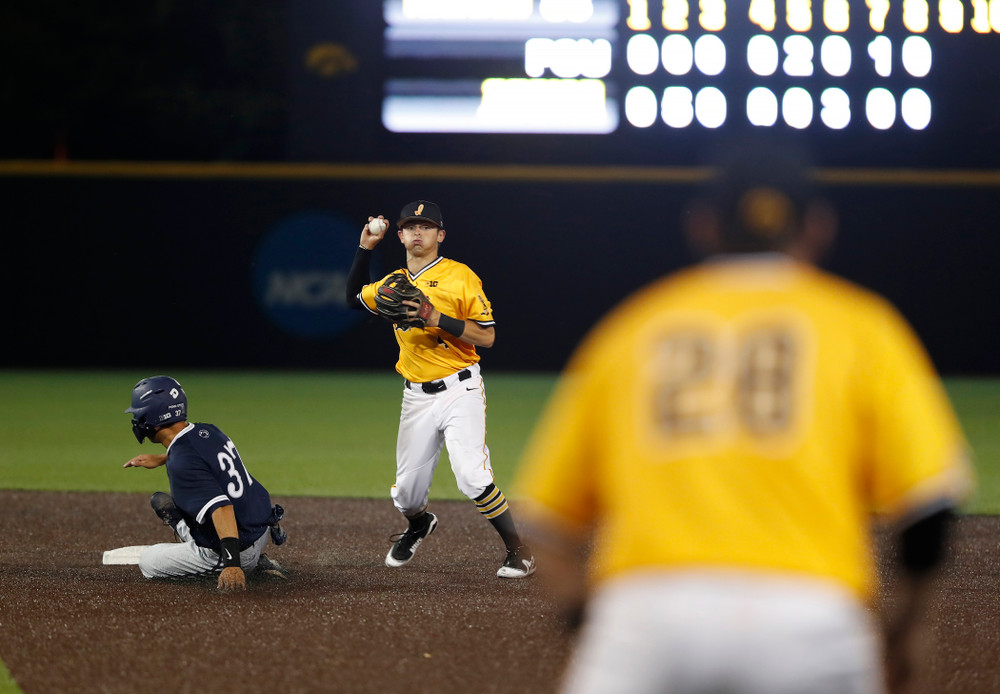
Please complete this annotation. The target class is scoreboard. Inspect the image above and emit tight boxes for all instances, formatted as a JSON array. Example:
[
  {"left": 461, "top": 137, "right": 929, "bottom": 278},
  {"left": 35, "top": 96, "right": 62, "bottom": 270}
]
[{"left": 289, "top": 1, "right": 1000, "bottom": 167}]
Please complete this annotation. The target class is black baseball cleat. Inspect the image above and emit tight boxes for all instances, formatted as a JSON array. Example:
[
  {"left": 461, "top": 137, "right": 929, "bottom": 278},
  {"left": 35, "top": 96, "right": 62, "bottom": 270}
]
[
  {"left": 150, "top": 492, "right": 183, "bottom": 530},
  {"left": 497, "top": 545, "right": 536, "bottom": 579},
  {"left": 256, "top": 553, "right": 289, "bottom": 580},
  {"left": 385, "top": 512, "right": 438, "bottom": 567}
]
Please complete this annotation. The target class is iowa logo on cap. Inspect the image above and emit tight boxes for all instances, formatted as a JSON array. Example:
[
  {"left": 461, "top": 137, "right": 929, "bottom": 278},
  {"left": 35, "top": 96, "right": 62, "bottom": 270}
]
[{"left": 399, "top": 200, "right": 444, "bottom": 227}]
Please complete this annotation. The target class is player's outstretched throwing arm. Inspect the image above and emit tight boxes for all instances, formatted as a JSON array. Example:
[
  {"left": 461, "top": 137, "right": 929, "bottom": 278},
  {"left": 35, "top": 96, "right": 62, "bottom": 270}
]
[{"left": 345, "top": 215, "right": 388, "bottom": 310}]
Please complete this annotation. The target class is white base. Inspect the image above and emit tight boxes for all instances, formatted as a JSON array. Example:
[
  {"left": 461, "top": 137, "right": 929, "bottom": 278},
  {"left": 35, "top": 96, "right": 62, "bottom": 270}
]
[{"left": 102, "top": 545, "right": 150, "bottom": 565}]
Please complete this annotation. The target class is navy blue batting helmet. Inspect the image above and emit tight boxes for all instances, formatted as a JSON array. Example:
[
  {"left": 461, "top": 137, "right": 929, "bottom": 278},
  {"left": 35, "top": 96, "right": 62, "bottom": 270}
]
[{"left": 125, "top": 376, "right": 188, "bottom": 443}]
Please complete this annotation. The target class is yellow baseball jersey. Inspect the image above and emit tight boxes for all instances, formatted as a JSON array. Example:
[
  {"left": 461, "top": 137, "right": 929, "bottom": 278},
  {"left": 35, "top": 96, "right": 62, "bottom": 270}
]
[
  {"left": 360, "top": 257, "right": 495, "bottom": 382},
  {"left": 516, "top": 255, "right": 972, "bottom": 599}
]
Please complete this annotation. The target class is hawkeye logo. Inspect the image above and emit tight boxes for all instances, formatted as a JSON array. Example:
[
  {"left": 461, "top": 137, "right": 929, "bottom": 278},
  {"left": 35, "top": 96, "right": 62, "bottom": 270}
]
[{"left": 253, "top": 211, "right": 375, "bottom": 339}]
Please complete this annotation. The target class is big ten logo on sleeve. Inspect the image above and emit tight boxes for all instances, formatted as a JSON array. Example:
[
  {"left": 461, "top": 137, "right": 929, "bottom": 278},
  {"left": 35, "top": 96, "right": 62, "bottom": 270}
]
[{"left": 252, "top": 211, "right": 383, "bottom": 339}]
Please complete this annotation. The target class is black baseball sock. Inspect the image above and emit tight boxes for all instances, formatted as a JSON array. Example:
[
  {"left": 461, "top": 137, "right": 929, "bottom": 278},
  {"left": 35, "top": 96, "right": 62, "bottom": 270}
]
[
  {"left": 407, "top": 510, "right": 432, "bottom": 532},
  {"left": 474, "top": 484, "right": 522, "bottom": 551}
]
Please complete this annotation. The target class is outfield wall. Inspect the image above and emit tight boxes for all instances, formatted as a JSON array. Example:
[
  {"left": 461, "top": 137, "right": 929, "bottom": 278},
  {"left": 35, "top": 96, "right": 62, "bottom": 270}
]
[{"left": 6, "top": 169, "right": 998, "bottom": 374}]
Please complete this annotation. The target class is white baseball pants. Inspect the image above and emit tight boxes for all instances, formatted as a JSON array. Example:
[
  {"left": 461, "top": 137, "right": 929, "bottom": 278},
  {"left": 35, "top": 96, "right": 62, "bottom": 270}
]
[
  {"left": 561, "top": 570, "right": 884, "bottom": 694},
  {"left": 138, "top": 519, "right": 268, "bottom": 579},
  {"left": 391, "top": 363, "right": 495, "bottom": 515}
]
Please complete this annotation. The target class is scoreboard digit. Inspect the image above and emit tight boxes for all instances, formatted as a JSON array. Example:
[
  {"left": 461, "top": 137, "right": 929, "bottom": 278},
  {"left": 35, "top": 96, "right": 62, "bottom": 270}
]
[{"left": 381, "top": 0, "right": 998, "bottom": 137}]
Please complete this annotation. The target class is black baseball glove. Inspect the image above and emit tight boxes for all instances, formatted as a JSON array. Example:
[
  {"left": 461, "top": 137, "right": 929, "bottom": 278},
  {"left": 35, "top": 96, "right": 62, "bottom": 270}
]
[{"left": 375, "top": 273, "right": 434, "bottom": 328}]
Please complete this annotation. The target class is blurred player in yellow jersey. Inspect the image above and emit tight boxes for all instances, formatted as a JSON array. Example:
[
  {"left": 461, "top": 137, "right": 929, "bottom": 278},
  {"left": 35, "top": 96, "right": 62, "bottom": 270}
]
[
  {"left": 346, "top": 200, "right": 534, "bottom": 579},
  {"left": 515, "top": 140, "right": 973, "bottom": 694}
]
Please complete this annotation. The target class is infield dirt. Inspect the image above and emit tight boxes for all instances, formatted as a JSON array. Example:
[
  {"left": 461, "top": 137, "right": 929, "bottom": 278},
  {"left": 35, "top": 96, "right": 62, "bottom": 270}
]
[{"left": 0, "top": 490, "right": 997, "bottom": 693}]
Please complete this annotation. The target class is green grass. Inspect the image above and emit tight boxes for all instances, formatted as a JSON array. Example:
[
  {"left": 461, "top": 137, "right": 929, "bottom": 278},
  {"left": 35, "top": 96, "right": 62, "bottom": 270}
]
[
  {"left": 0, "top": 370, "right": 556, "bottom": 500},
  {"left": 0, "top": 660, "right": 21, "bottom": 694},
  {"left": 0, "top": 371, "right": 996, "bottom": 512},
  {"left": 945, "top": 379, "right": 1000, "bottom": 513}
]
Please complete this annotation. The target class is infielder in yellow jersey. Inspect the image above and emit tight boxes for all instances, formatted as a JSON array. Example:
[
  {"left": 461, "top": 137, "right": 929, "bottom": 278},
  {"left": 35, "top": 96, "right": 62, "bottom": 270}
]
[
  {"left": 515, "top": 142, "right": 973, "bottom": 694},
  {"left": 345, "top": 199, "right": 535, "bottom": 579}
]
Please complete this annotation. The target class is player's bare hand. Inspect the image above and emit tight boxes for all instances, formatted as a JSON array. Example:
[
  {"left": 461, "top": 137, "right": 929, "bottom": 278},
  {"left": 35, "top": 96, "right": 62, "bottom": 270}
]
[
  {"left": 217, "top": 567, "right": 246, "bottom": 592},
  {"left": 361, "top": 215, "right": 389, "bottom": 249},
  {"left": 402, "top": 299, "right": 439, "bottom": 327},
  {"left": 124, "top": 453, "right": 167, "bottom": 469}
]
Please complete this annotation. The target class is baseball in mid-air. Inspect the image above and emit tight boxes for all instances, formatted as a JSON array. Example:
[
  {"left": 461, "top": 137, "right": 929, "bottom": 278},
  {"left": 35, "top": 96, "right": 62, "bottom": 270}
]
[{"left": 368, "top": 217, "right": 388, "bottom": 236}]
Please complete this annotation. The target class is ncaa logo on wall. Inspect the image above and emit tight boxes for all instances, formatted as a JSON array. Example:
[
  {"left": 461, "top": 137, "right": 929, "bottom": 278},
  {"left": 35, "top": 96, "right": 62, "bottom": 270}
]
[{"left": 252, "top": 211, "right": 380, "bottom": 339}]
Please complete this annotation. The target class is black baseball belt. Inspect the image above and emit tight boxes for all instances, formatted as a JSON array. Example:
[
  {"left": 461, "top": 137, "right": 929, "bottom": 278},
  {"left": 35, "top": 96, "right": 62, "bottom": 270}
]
[{"left": 404, "top": 369, "right": 472, "bottom": 394}]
